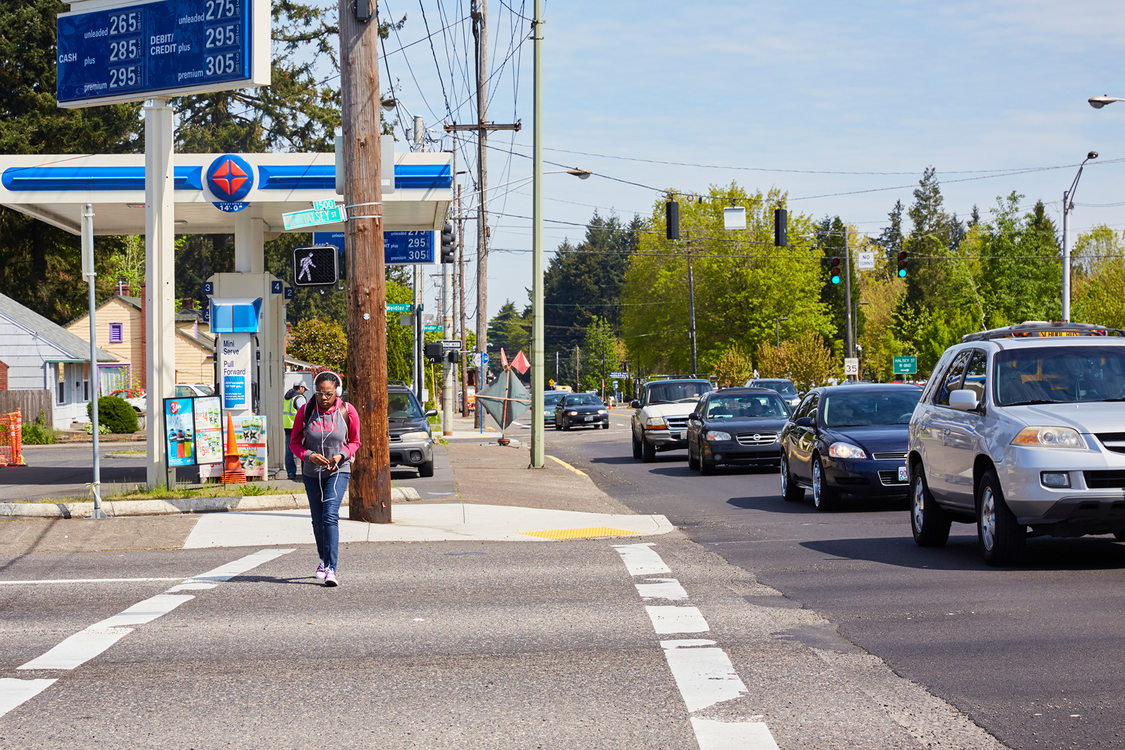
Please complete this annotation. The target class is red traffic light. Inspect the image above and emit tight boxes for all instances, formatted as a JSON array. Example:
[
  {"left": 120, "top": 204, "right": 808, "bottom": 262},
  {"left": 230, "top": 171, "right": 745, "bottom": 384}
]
[{"left": 830, "top": 257, "right": 842, "bottom": 285}]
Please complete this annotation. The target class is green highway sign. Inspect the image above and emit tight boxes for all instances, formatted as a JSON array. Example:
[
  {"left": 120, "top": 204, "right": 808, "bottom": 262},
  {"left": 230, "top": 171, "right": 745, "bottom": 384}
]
[
  {"left": 282, "top": 203, "right": 346, "bottom": 230},
  {"left": 387, "top": 303, "right": 414, "bottom": 313},
  {"left": 893, "top": 355, "right": 918, "bottom": 374}
]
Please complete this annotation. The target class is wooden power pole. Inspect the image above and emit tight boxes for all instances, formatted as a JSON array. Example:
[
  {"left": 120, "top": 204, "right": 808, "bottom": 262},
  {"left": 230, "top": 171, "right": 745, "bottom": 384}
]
[{"left": 339, "top": 0, "right": 391, "bottom": 522}]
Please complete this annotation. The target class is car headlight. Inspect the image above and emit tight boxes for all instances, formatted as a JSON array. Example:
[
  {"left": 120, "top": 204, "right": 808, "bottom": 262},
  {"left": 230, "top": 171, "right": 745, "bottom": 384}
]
[
  {"left": 828, "top": 442, "right": 866, "bottom": 459},
  {"left": 646, "top": 416, "right": 666, "bottom": 427},
  {"left": 1011, "top": 426, "right": 1085, "bottom": 449},
  {"left": 399, "top": 430, "right": 430, "bottom": 441},
  {"left": 568, "top": 411, "right": 579, "bottom": 416},
  {"left": 597, "top": 409, "right": 607, "bottom": 415},
  {"left": 705, "top": 430, "right": 731, "bottom": 441}
]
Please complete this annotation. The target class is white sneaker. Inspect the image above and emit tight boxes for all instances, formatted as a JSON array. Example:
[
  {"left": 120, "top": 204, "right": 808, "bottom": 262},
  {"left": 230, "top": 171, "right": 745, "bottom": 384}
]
[
  {"left": 324, "top": 569, "right": 338, "bottom": 587},
  {"left": 315, "top": 562, "right": 327, "bottom": 580}
]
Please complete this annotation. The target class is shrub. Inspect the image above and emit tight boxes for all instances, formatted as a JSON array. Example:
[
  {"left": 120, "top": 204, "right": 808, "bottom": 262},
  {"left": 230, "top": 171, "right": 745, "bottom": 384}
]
[
  {"left": 21, "top": 411, "right": 59, "bottom": 445},
  {"left": 87, "top": 396, "right": 139, "bottom": 434}
]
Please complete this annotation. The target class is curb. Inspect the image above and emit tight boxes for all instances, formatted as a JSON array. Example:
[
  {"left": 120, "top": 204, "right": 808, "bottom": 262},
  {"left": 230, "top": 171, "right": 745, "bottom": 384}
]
[{"left": 0, "top": 486, "right": 423, "bottom": 519}]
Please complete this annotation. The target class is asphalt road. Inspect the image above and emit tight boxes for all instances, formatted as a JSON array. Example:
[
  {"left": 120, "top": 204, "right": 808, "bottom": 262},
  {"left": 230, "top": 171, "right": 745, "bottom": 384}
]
[{"left": 541, "top": 410, "right": 1125, "bottom": 750}]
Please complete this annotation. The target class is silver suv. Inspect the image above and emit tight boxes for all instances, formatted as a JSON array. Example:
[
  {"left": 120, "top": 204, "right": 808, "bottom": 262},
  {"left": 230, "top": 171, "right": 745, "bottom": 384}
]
[{"left": 908, "top": 322, "right": 1125, "bottom": 564}]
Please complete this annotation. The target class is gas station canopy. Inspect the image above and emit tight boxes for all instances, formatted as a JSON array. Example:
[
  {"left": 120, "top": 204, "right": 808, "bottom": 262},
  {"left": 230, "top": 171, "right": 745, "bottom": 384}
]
[{"left": 0, "top": 151, "right": 452, "bottom": 235}]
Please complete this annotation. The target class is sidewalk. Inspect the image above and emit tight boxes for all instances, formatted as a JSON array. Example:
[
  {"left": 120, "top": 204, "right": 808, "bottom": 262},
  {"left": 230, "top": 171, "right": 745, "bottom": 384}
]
[{"left": 0, "top": 415, "right": 672, "bottom": 553}]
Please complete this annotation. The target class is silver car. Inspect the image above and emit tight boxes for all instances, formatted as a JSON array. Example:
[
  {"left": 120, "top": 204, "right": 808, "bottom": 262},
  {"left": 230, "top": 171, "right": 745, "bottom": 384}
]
[{"left": 908, "top": 322, "right": 1125, "bottom": 564}]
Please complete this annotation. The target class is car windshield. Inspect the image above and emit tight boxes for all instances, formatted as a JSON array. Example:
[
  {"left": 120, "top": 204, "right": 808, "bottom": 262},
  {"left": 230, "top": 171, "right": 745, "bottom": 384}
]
[
  {"left": 706, "top": 394, "right": 788, "bottom": 419},
  {"left": 646, "top": 381, "right": 710, "bottom": 404},
  {"left": 544, "top": 392, "right": 565, "bottom": 405},
  {"left": 995, "top": 346, "right": 1125, "bottom": 405},
  {"left": 822, "top": 390, "right": 921, "bottom": 427},
  {"left": 388, "top": 392, "right": 424, "bottom": 419},
  {"left": 755, "top": 380, "right": 797, "bottom": 398},
  {"left": 194, "top": 384, "right": 214, "bottom": 396},
  {"left": 567, "top": 394, "right": 603, "bottom": 406}
]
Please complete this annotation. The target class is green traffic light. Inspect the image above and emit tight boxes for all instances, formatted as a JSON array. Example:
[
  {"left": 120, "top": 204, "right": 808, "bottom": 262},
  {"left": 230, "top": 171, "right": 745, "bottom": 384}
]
[
  {"left": 897, "top": 268, "right": 907, "bottom": 278},
  {"left": 831, "top": 274, "right": 842, "bottom": 285}
]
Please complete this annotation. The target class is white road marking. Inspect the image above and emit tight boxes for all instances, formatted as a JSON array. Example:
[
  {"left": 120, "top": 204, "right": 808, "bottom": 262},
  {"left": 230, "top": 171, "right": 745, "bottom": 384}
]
[
  {"left": 635, "top": 577, "right": 689, "bottom": 601},
  {"left": 0, "top": 577, "right": 182, "bottom": 586},
  {"left": 646, "top": 605, "right": 710, "bottom": 634},
  {"left": 614, "top": 544, "right": 780, "bottom": 750},
  {"left": 6, "top": 548, "right": 294, "bottom": 715},
  {"left": 613, "top": 542, "right": 671, "bottom": 576},
  {"left": 691, "top": 718, "right": 780, "bottom": 750},
  {"left": 0, "top": 679, "right": 56, "bottom": 718}
]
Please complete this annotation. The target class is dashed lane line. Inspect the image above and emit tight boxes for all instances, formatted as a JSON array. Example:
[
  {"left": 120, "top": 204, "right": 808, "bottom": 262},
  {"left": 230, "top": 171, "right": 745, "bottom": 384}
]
[
  {"left": 613, "top": 542, "right": 780, "bottom": 750},
  {"left": 0, "top": 548, "right": 293, "bottom": 719}
]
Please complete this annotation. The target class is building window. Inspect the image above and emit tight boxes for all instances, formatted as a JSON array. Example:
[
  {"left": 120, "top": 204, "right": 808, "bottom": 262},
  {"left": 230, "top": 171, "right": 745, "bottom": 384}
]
[{"left": 109, "top": 322, "right": 124, "bottom": 344}]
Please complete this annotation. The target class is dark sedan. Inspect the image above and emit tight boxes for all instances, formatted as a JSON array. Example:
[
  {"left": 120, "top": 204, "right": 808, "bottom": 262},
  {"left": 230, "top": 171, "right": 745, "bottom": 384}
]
[
  {"left": 554, "top": 393, "right": 609, "bottom": 430},
  {"left": 686, "top": 388, "right": 791, "bottom": 474},
  {"left": 779, "top": 383, "right": 922, "bottom": 510}
]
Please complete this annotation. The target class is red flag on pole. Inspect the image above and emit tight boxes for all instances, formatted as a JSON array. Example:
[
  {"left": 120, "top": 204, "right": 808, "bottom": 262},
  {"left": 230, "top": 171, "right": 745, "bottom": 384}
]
[
  {"left": 511, "top": 350, "right": 530, "bottom": 374},
  {"left": 500, "top": 347, "right": 509, "bottom": 369}
]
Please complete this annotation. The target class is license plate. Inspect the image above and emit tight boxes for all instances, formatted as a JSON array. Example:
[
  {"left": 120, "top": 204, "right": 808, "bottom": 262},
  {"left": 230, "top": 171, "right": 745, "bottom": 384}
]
[
  {"left": 670, "top": 431, "right": 682, "bottom": 440},
  {"left": 584, "top": 416, "right": 593, "bottom": 422},
  {"left": 898, "top": 465, "right": 909, "bottom": 482}
]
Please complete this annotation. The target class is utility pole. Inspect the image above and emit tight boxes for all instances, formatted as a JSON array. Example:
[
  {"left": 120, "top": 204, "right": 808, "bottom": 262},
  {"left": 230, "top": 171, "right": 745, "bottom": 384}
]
[
  {"left": 446, "top": 0, "right": 520, "bottom": 427},
  {"left": 575, "top": 345, "right": 580, "bottom": 390},
  {"left": 457, "top": 185, "right": 470, "bottom": 417},
  {"left": 339, "top": 0, "right": 391, "bottom": 522},
  {"left": 413, "top": 116, "right": 425, "bottom": 404},
  {"left": 686, "top": 231, "right": 698, "bottom": 378}
]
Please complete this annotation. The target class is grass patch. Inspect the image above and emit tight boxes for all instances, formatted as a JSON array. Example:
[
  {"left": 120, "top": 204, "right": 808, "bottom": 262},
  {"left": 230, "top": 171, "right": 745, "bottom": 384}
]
[
  {"left": 19, "top": 483, "right": 289, "bottom": 504},
  {"left": 107, "top": 449, "right": 147, "bottom": 455}
]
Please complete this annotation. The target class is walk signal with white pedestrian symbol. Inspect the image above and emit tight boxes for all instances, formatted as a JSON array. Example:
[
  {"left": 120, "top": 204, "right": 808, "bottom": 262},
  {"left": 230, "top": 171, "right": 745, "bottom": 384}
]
[{"left": 292, "top": 245, "right": 338, "bottom": 286}]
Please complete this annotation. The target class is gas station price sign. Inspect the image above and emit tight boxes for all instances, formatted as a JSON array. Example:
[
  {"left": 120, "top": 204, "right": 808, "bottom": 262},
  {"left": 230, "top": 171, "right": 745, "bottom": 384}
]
[{"left": 57, "top": 0, "right": 270, "bottom": 108}]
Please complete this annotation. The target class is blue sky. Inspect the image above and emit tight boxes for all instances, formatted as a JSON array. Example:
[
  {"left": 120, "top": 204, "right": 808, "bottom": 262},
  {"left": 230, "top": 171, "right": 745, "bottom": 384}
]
[{"left": 378, "top": 0, "right": 1125, "bottom": 324}]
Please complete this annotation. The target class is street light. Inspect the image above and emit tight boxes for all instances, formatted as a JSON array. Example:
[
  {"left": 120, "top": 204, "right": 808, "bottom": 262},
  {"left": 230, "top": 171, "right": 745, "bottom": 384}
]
[
  {"left": 775, "top": 317, "right": 788, "bottom": 348},
  {"left": 1089, "top": 95, "right": 1125, "bottom": 109},
  {"left": 1062, "top": 151, "right": 1098, "bottom": 321}
]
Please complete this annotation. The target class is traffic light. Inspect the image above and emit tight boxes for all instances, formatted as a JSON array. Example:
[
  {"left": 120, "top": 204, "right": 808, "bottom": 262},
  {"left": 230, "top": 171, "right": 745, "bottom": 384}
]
[
  {"left": 774, "top": 208, "right": 787, "bottom": 247},
  {"left": 292, "top": 245, "right": 338, "bottom": 286},
  {"left": 830, "top": 256, "right": 842, "bottom": 285},
  {"left": 897, "top": 251, "right": 908, "bottom": 278},
  {"left": 440, "top": 222, "right": 455, "bottom": 263},
  {"left": 666, "top": 200, "right": 680, "bottom": 240}
]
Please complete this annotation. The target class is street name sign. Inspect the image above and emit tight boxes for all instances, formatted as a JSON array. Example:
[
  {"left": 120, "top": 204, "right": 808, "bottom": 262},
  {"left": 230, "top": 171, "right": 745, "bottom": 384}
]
[
  {"left": 283, "top": 203, "right": 346, "bottom": 230},
  {"left": 387, "top": 303, "right": 413, "bottom": 313},
  {"left": 57, "top": 0, "right": 271, "bottom": 108},
  {"left": 423, "top": 324, "right": 443, "bottom": 332},
  {"left": 609, "top": 371, "right": 629, "bottom": 379},
  {"left": 893, "top": 355, "right": 918, "bottom": 375}
]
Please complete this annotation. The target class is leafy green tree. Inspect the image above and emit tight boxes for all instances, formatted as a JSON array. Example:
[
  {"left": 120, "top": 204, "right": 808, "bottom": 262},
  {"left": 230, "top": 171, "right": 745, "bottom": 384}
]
[
  {"left": 978, "top": 195, "right": 1060, "bottom": 327},
  {"left": 622, "top": 184, "right": 831, "bottom": 377},
  {"left": 385, "top": 279, "right": 413, "bottom": 383},
  {"left": 1073, "top": 225, "right": 1125, "bottom": 327},
  {"left": 487, "top": 300, "right": 531, "bottom": 374},
  {"left": 579, "top": 316, "right": 620, "bottom": 392},
  {"left": 755, "top": 331, "right": 836, "bottom": 391},
  {"left": 712, "top": 343, "right": 753, "bottom": 387},
  {"left": 288, "top": 318, "right": 348, "bottom": 375}
]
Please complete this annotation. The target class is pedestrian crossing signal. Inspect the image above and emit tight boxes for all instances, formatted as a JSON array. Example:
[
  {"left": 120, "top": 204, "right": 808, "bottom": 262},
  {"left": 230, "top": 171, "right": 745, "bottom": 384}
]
[
  {"left": 293, "top": 245, "right": 339, "bottom": 286},
  {"left": 897, "top": 251, "right": 908, "bottom": 278},
  {"left": 830, "top": 257, "right": 842, "bottom": 285}
]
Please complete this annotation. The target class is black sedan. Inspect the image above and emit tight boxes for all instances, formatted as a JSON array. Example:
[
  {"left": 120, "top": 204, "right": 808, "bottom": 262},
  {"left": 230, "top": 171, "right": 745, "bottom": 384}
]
[
  {"left": 779, "top": 383, "right": 922, "bottom": 511},
  {"left": 554, "top": 393, "right": 609, "bottom": 430},
  {"left": 686, "top": 388, "right": 791, "bottom": 474}
]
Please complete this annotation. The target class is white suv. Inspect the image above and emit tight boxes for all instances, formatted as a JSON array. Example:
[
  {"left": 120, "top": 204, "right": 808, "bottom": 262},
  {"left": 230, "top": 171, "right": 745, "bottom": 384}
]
[
  {"left": 631, "top": 378, "right": 713, "bottom": 462},
  {"left": 908, "top": 322, "right": 1125, "bottom": 564}
]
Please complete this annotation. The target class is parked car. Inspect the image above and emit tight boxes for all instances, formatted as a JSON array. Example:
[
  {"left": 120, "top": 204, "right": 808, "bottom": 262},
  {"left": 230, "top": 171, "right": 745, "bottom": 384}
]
[
  {"left": 631, "top": 378, "right": 714, "bottom": 461},
  {"left": 779, "top": 383, "right": 922, "bottom": 510},
  {"left": 686, "top": 388, "right": 791, "bottom": 474},
  {"left": 908, "top": 321, "right": 1125, "bottom": 565},
  {"left": 555, "top": 392, "right": 609, "bottom": 430},
  {"left": 543, "top": 390, "right": 567, "bottom": 426},
  {"left": 108, "top": 387, "right": 146, "bottom": 412},
  {"left": 388, "top": 383, "right": 438, "bottom": 477},
  {"left": 745, "top": 378, "right": 801, "bottom": 408},
  {"left": 174, "top": 383, "right": 215, "bottom": 398}
]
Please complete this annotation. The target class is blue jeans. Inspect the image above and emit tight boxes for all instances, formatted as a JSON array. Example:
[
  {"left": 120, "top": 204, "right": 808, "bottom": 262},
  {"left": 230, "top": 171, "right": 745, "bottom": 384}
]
[
  {"left": 304, "top": 471, "right": 350, "bottom": 571},
  {"left": 284, "top": 429, "right": 297, "bottom": 478}
]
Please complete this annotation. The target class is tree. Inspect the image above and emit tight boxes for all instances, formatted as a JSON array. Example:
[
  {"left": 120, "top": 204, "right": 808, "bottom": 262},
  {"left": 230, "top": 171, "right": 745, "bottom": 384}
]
[
  {"left": 754, "top": 331, "right": 836, "bottom": 391},
  {"left": 712, "top": 343, "right": 752, "bottom": 387},
  {"left": 622, "top": 183, "right": 831, "bottom": 377},
  {"left": 288, "top": 318, "right": 348, "bottom": 376},
  {"left": 978, "top": 195, "right": 1060, "bottom": 327},
  {"left": 579, "top": 316, "right": 620, "bottom": 393},
  {"left": 1073, "top": 225, "right": 1125, "bottom": 327},
  {"left": 487, "top": 300, "right": 531, "bottom": 374}
]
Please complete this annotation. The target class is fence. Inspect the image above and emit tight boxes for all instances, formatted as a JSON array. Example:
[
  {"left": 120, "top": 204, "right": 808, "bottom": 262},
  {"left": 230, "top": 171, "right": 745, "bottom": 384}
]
[
  {"left": 0, "top": 409, "right": 24, "bottom": 466},
  {"left": 0, "top": 390, "right": 52, "bottom": 428}
]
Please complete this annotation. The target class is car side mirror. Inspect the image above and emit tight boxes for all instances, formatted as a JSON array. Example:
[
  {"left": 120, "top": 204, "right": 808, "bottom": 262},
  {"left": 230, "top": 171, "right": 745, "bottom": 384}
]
[
  {"left": 949, "top": 389, "right": 978, "bottom": 412},
  {"left": 425, "top": 409, "right": 439, "bottom": 418},
  {"left": 630, "top": 400, "right": 641, "bottom": 408},
  {"left": 794, "top": 416, "right": 814, "bottom": 428}
]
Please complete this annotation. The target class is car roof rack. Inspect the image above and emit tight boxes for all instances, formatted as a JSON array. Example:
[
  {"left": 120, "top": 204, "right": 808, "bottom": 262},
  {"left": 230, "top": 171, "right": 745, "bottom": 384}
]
[
  {"left": 388, "top": 380, "right": 410, "bottom": 387},
  {"left": 961, "top": 321, "right": 1125, "bottom": 342}
]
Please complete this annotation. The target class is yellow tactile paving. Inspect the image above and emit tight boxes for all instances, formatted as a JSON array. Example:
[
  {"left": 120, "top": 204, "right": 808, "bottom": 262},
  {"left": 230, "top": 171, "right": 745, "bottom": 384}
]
[{"left": 521, "top": 527, "right": 641, "bottom": 540}]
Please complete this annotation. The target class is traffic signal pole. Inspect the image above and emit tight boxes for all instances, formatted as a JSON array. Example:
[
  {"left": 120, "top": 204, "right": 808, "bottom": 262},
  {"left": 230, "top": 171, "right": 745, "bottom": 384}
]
[{"left": 339, "top": 0, "right": 391, "bottom": 523}]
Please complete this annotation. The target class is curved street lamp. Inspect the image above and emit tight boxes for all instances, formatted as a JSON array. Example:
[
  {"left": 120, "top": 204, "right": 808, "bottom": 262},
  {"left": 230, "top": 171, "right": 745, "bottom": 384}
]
[
  {"left": 1089, "top": 95, "right": 1125, "bottom": 109},
  {"left": 1062, "top": 151, "right": 1098, "bottom": 322}
]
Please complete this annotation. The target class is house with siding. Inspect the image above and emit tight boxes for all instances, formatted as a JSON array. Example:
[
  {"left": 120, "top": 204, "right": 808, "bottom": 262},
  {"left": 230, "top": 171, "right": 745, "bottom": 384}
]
[
  {"left": 64, "top": 295, "right": 215, "bottom": 390},
  {"left": 0, "top": 291, "right": 117, "bottom": 428}
]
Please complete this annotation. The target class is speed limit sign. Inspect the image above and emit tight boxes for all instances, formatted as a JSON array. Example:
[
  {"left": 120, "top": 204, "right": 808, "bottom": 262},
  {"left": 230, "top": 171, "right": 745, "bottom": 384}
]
[{"left": 844, "top": 357, "right": 859, "bottom": 376}]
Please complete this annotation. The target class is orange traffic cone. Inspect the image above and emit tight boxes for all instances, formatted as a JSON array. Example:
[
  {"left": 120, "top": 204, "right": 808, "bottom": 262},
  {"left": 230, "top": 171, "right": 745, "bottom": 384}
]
[{"left": 221, "top": 411, "right": 246, "bottom": 484}]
